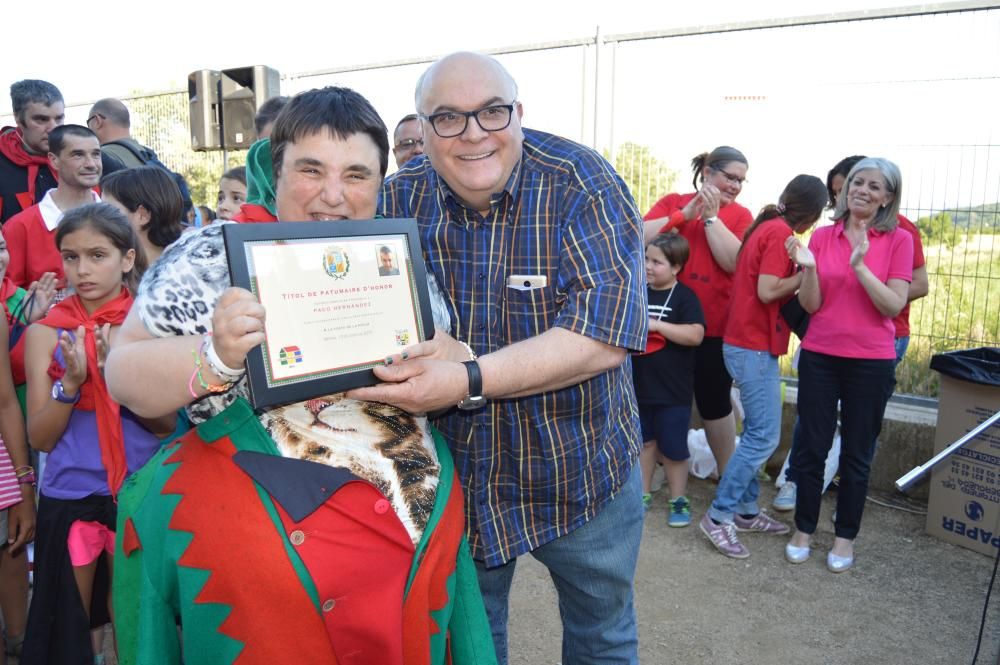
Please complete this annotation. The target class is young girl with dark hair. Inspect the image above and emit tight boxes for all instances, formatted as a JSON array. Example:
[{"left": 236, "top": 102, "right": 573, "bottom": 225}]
[
  {"left": 21, "top": 203, "right": 168, "bottom": 664},
  {"left": 642, "top": 146, "right": 753, "bottom": 480},
  {"left": 216, "top": 166, "right": 247, "bottom": 221},
  {"left": 631, "top": 233, "right": 704, "bottom": 526},
  {"left": 101, "top": 166, "right": 185, "bottom": 268},
  {"left": 699, "top": 175, "right": 828, "bottom": 559}
]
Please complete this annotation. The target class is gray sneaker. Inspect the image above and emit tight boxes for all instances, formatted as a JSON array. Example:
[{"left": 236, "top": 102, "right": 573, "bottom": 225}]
[
  {"left": 734, "top": 511, "right": 790, "bottom": 535},
  {"left": 699, "top": 514, "right": 750, "bottom": 559},
  {"left": 772, "top": 481, "right": 796, "bottom": 512}
]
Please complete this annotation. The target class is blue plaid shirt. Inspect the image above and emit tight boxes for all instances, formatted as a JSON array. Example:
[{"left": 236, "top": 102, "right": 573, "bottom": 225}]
[{"left": 380, "top": 128, "right": 647, "bottom": 566}]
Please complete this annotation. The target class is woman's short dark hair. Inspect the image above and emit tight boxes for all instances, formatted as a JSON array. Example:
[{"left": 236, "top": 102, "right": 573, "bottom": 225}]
[
  {"left": 826, "top": 155, "right": 865, "bottom": 208},
  {"left": 100, "top": 166, "right": 184, "bottom": 249},
  {"left": 690, "top": 146, "right": 748, "bottom": 190},
  {"left": 56, "top": 202, "right": 147, "bottom": 292},
  {"left": 270, "top": 87, "right": 389, "bottom": 181},
  {"left": 648, "top": 233, "right": 690, "bottom": 270}
]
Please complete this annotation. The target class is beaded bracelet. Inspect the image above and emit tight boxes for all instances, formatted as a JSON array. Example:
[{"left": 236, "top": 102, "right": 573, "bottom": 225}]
[
  {"left": 202, "top": 333, "right": 246, "bottom": 381},
  {"left": 189, "top": 349, "right": 232, "bottom": 399}
]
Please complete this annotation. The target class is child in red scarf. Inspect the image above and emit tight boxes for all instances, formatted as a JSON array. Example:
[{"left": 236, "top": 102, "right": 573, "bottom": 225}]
[{"left": 21, "top": 203, "right": 172, "bottom": 665}]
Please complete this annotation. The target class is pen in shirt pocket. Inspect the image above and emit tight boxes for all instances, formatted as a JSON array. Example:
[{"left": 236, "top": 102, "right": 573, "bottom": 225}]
[{"left": 507, "top": 274, "right": 547, "bottom": 291}]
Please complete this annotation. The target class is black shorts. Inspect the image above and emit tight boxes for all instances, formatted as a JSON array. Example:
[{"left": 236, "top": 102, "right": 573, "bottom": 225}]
[
  {"left": 693, "top": 336, "right": 733, "bottom": 420},
  {"left": 638, "top": 404, "right": 691, "bottom": 461}
]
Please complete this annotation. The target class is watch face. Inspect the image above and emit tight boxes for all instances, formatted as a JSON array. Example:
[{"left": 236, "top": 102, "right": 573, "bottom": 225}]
[{"left": 457, "top": 395, "right": 487, "bottom": 411}]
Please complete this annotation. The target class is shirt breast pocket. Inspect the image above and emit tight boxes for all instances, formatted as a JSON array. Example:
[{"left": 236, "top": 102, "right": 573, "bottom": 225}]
[{"left": 503, "top": 285, "right": 562, "bottom": 343}]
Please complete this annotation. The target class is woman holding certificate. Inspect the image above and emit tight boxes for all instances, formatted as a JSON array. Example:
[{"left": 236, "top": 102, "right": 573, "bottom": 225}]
[{"left": 104, "top": 87, "right": 496, "bottom": 665}]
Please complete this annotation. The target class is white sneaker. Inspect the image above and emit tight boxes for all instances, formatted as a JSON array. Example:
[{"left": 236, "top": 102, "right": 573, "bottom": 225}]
[
  {"left": 650, "top": 464, "right": 665, "bottom": 493},
  {"left": 773, "top": 481, "right": 796, "bottom": 512}
]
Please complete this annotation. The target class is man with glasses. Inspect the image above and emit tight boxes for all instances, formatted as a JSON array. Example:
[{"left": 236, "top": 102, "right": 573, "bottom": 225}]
[
  {"left": 363, "top": 51, "right": 647, "bottom": 665},
  {"left": 392, "top": 113, "right": 424, "bottom": 168},
  {"left": 87, "top": 98, "right": 157, "bottom": 170}
]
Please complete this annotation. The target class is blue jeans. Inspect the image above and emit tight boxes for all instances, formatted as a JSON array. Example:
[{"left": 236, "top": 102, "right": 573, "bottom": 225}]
[
  {"left": 894, "top": 335, "right": 910, "bottom": 367},
  {"left": 710, "top": 344, "right": 782, "bottom": 523},
  {"left": 474, "top": 464, "right": 643, "bottom": 665}
]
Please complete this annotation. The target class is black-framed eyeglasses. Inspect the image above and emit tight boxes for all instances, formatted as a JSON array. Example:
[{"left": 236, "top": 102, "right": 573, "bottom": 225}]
[
  {"left": 393, "top": 138, "right": 424, "bottom": 152},
  {"left": 420, "top": 103, "right": 515, "bottom": 138},
  {"left": 86, "top": 113, "right": 104, "bottom": 127},
  {"left": 711, "top": 166, "right": 747, "bottom": 186}
]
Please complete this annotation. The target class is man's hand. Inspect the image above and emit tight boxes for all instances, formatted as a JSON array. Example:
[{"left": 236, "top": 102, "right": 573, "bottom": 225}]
[
  {"left": 385, "top": 328, "right": 472, "bottom": 365},
  {"left": 347, "top": 358, "right": 469, "bottom": 415}
]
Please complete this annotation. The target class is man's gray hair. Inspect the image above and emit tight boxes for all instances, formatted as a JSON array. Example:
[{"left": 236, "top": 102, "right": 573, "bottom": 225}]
[
  {"left": 10, "top": 80, "right": 63, "bottom": 121},
  {"left": 90, "top": 98, "right": 131, "bottom": 128}
]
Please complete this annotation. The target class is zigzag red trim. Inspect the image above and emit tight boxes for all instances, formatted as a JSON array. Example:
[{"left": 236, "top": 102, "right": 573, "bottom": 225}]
[
  {"left": 402, "top": 469, "right": 464, "bottom": 664},
  {"left": 161, "top": 433, "right": 338, "bottom": 664}
]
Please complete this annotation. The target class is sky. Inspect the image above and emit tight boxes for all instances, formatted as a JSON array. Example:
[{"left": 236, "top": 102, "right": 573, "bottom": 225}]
[
  {"left": 1, "top": 0, "right": 997, "bottom": 215},
  {"left": 0, "top": 0, "right": 962, "bottom": 107}
]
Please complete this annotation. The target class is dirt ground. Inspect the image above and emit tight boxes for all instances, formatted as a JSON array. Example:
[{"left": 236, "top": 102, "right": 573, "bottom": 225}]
[
  {"left": 507, "top": 477, "right": 1000, "bottom": 665},
  {"left": 82, "top": 477, "right": 997, "bottom": 665}
]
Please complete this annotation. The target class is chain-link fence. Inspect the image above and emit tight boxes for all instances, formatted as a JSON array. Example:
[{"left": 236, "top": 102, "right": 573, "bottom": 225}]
[{"left": 5, "top": 3, "right": 997, "bottom": 397}]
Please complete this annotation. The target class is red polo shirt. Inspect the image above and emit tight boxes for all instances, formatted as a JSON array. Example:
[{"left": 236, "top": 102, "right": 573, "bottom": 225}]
[
  {"left": 645, "top": 192, "right": 753, "bottom": 337},
  {"left": 892, "top": 214, "right": 925, "bottom": 338},
  {"left": 723, "top": 218, "right": 795, "bottom": 356}
]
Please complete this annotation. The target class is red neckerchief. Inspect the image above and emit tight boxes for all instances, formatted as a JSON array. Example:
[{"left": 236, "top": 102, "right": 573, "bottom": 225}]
[
  {"left": 39, "top": 289, "right": 133, "bottom": 496},
  {"left": 232, "top": 203, "right": 277, "bottom": 223},
  {"left": 0, "top": 277, "right": 18, "bottom": 320},
  {"left": 0, "top": 129, "right": 57, "bottom": 210},
  {"left": 1, "top": 277, "right": 27, "bottom": 385}
]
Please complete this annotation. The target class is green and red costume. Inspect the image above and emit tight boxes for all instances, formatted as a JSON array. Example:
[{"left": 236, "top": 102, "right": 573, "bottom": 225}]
[{"left": 114, "top": 397, "right": 496, "bottom": 665}]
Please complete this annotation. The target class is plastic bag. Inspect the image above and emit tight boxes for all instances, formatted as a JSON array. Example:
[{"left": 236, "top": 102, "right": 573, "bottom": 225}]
[
  {"left": 688, "top": 428, "right": 716, "bottom": 479},
  {"left": 688, "top": 428, "right": 743, "bottom": 480},
  {"left": 775, "top": 429, "right": 840, "bottom": 492}
]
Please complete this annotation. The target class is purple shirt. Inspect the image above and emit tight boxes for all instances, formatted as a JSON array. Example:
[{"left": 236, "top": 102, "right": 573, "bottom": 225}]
[{"left": 41, "top": 409, "right": 160, "bottom": 500}]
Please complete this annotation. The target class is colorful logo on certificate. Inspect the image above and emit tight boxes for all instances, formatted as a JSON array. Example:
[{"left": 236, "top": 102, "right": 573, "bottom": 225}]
[
  {"left": 322, "top": 246, "right": 350, "bottom": 279},
  {"left": 395, "top": 329, "right": 410, "bottom": 346},
  {"left": 279, "top": 346, "right": 303, "bottom": 366}
]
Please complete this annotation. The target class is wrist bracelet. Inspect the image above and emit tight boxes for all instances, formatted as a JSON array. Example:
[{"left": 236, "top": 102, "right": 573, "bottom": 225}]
[
  {"left": 190, "top": 350, "right": 232, "bottom": 398},
  {"left": 458, "top": 340, "right": 477, "bottom": 361},
  {"left": 202, "top": 334, "right": 245, "bottom": 380},
  {"left": 14, "top": 466, "right": 34, "bottom": 478}
]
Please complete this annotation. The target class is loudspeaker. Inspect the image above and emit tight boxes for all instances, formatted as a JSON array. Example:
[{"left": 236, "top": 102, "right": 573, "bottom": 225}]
[
  {"left": 188, "top": 69, "right": 221, "bottom": 151},
  {"left": 220, "top": 66, "right": 281, "bottom": 150}
]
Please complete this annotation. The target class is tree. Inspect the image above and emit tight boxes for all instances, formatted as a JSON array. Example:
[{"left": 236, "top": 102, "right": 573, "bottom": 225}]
[
  {"left": 916, "top": 211, "right": 959, "bottom": 249},
  {"left": 606, "top": 142, "right": 677, "bottom": 215}
]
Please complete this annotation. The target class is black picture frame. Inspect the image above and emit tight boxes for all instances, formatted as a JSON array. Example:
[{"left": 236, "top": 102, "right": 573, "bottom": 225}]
[{"left": 223, "top": 219, "right": 435, "bottom": 409}]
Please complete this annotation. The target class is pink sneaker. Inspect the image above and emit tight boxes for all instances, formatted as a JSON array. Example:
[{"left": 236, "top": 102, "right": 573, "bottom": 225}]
[
  {"left": 699, "top": 514, "right": 750, "bottom": 559},
  {"left": 734, "top": 511, "right": 790, "bottom": 535}
]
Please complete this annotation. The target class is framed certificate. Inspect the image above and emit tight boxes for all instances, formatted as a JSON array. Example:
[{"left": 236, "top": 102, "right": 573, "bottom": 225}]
[{"left": 223, "top": 219, "right": 435, "bottom": 409}]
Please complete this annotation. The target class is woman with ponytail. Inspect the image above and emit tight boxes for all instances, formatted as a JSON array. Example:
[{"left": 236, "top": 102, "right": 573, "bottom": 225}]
[
  {"left": 697, "top": 175, "right": 827, "bottom": 558},
  {"left": 643, "top": 146, "right": 753, "bottom": 476}
]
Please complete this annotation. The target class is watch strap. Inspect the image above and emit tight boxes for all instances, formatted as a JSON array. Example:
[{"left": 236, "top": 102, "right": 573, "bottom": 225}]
[{"left": 462, "top": 360, "right": 483, "bottom": 399}]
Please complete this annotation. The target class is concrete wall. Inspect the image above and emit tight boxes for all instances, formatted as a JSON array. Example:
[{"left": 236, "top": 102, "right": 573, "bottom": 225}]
[{"left": 766, "top": 385, "right": 937, "bottom": 502}]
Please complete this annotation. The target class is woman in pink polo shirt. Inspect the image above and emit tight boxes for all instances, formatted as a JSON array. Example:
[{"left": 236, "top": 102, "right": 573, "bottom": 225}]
[
  {"left": 784, "top": 158, "right": 913, "bottom": 573},
  {"left": 643, "top": 146, "right": 753, "bottom": 475}
]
